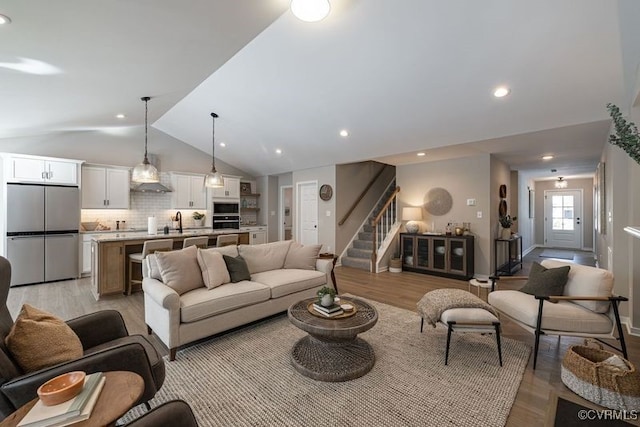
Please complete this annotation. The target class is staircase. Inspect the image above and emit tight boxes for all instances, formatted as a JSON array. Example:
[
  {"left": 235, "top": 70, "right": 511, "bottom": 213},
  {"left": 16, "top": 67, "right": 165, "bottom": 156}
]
[{"left": 340, "top": 181, "right": 398, "bottom": 271}]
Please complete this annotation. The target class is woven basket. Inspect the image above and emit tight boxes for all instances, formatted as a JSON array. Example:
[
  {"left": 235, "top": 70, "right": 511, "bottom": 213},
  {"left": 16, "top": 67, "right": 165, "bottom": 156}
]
[{"left": 561, "top": 343, "right": 640, "bottom": 410}]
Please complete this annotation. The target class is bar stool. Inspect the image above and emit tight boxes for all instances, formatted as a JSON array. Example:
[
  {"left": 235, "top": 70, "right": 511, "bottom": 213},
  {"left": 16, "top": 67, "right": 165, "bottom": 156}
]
[
  {"left": 127, "top": 239, "right": 174, "bottom": 295},
  {"left": 216, "top": 234, "right": 239, "bottom": 247},
  {"left": 183, "top": 236, "right": 209, "bottom": 249}
]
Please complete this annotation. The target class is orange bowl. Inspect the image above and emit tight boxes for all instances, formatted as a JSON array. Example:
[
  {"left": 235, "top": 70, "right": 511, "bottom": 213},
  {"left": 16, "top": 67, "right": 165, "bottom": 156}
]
[{"left": 37, "top": 371, "right": 86, "bottom": 406}]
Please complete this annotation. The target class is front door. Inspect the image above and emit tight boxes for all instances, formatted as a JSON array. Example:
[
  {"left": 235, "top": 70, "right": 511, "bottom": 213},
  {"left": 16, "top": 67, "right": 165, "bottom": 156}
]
[
  {"left": 297, "top": 181, "right": 318, "bottom": 245},
  {"left": 544, "top": 189, "right": 582, "bottom": 249}
]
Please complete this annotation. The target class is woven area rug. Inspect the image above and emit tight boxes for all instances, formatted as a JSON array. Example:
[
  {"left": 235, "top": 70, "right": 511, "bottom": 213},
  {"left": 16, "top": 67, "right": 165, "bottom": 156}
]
[
  {"left": 122, "top": 298, "right": 530, "bottom": 427},
  {"left": 539, "top": 249, "right": 575, "bottom": 260}
]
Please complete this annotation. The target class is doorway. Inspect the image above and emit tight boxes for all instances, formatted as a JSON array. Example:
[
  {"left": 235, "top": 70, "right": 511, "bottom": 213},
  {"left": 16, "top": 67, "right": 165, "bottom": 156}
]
[
  {"left": 279, "top": 185, "right": 293, "bottom": 241},
  {"left": 544, "top": 189, "right": 583, "bottom": 249},
  {"left": 296, "top": 181, "right": 318, "bottom": 245}
]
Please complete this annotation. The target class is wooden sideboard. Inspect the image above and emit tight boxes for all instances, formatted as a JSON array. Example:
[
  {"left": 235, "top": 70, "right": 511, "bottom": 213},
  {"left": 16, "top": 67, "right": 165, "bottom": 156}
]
[{"left": 400, "top": 233, "right": 474, "bottom": 280}]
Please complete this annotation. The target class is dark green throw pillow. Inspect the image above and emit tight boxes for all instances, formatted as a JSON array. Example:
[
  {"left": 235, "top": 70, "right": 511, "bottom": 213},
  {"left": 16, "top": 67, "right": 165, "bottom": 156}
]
[
  {"left": 519, "top": 262, "right": 570, "bottom": 301},
  {"left": 223, "top": 255, "right": 251, "bottom": 283}
]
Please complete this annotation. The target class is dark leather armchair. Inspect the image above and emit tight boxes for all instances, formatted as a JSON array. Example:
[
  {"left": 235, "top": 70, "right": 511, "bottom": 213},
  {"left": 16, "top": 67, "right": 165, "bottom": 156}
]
[
  {"left": 125, "top": 400, "right": 198, "bottom": 426},
  {"left": 0, "top": 256, "right": 165, "bottom": 420}
]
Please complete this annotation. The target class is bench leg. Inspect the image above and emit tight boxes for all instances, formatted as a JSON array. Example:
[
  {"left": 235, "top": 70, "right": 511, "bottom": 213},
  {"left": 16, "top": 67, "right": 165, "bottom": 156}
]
[
  {"left": 445, "top": 322, "right": 454, "bottom": 365},
  {"left": 494, "top": 322, "right": 503, "bottom": 367},
  {"left": 420, "top": 317, "right": 424, "bottom": 333}
]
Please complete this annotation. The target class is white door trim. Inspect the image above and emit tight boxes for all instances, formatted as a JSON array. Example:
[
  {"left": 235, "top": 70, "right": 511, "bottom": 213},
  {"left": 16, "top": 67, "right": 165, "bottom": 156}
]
[
  {"left": 279, "top": 185, "right": 292, "bottom": 241},
  {"left": 543, "top": 188, "right": 583, "bottom": 249},
  {"left": 296, "top": 180, "right": 318, "bottom": 245}
]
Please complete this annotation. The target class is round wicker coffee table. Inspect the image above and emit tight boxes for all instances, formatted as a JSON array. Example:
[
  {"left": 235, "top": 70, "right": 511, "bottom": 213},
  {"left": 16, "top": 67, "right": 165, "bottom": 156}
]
[{"left": 287, "top": 297, "right": 378, "bottom": 382}]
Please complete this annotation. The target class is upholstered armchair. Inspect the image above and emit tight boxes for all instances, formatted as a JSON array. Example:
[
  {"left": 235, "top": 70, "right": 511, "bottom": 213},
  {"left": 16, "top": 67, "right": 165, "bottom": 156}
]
[
  {"left": 488, "top": 259, "right": 628, "bottom": 369},
  {"left": 0, "top": 256, "right": 165, "bottom": 420}
]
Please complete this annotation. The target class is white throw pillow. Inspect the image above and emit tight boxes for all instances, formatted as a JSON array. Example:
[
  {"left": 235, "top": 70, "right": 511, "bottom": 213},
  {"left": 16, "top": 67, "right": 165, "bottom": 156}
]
[
  {"left": 284, "top": 242, "right": 322, "bottom": 270},
  {"left": 155, "top": 245, "right": 204, "bottom": 295},
  {"left": 197, "top": 249, "right": 231, "bottom": 289},
  {"left": 238, "top": 241, "right": 292, "bottom": 274}
]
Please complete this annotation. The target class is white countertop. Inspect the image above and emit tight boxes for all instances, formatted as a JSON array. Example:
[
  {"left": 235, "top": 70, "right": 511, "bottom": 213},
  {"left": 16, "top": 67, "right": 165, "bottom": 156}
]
[{"left": 91, "top": 229, "right": 247, "bottom": 243}]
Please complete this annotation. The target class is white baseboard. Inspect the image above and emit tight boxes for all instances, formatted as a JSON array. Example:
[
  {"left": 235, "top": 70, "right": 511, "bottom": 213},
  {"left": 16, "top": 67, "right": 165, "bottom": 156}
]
[
  {"left": 621, "top": 316, "right": 640, "bottom": 337},
  {"left": 522, "top": 244, "right": 540, "bottom": 257}
]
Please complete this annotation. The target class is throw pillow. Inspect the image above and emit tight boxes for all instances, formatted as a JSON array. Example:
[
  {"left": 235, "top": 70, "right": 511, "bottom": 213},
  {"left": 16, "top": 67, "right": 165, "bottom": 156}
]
[
  {"left": 5, "top": 304, "right": 83, "bottom": 373},
  {"left": 284, "top": 242, "right": 322, "bottom": 270},
  {"left": 197, "top": 249, "right": 231, "bottom": 289},
  {"left": 238, "top": 241, "right": 292, "bottom": 274},
  {"left": 519, "top": 262, "right": 570, "bottom": 301},
  {"left": 155, "top": 245, "right": 204, "bottom": 295},
  {"left": 223, "top": 255, "right": 251, "bottom": 283}
]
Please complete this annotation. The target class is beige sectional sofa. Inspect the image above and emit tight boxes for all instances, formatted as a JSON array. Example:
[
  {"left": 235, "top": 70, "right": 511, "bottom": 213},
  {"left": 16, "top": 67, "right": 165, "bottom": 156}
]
[{"left": 142, "top": 240, "right": 335, "bottom": 360}]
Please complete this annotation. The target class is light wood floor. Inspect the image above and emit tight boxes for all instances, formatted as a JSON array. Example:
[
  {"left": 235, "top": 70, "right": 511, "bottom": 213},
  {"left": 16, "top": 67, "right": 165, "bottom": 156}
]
[{"left": 6, "top": 248, "right": 639, "bottom": 427}]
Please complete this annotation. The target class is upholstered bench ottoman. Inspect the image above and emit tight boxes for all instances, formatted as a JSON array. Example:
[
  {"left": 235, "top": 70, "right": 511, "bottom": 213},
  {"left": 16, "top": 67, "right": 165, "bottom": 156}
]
[{"left": 417, "top": 289, "right": 503, "bottom": 366}]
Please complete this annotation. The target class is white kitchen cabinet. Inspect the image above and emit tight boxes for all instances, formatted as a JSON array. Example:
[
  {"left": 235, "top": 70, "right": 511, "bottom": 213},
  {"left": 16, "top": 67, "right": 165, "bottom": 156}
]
[
  {"left": 171, "top": 173, "right": 206, "bottom": 209},
  {"left": 8, "top": 155, "right": 79, "bottom": 185},
  {"left": 245, "top": 226, "right": 267, "bottom": 245},
  {"left": 81, "top": 165, "right": 130, "bottom": 209},
  {"left": 211, "top": 176, "right": 240, "bottom": 199}
]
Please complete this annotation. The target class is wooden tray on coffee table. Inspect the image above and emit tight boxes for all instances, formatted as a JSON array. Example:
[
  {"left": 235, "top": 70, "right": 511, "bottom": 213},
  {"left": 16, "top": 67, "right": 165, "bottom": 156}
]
[{"left": 307, "top": 299, "right": 357, "bottom": 319}]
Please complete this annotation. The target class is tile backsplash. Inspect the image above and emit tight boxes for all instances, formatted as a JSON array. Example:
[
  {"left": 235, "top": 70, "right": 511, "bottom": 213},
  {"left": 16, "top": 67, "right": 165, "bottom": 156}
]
[{"left": 81, "top": 173, "right": 211, "bottom": 231}]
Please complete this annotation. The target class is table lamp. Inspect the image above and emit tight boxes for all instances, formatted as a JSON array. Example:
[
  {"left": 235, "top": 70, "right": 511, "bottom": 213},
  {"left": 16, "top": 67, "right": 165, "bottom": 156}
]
[{"left": 402, "top": 207, "right": 423, "bottom": 234}]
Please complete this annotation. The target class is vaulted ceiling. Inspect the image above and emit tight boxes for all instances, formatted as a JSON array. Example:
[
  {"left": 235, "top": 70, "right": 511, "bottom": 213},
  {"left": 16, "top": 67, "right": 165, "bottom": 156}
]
[{"left": 2, "top": 0, "right": 639, "bottom": 179}]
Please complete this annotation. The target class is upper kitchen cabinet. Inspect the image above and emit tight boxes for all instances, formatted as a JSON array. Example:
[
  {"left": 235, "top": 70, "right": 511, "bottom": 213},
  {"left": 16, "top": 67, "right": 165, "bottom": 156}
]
[
  {"left": 81, "top": 165, "right": 130, "bottom": 209},
  {"left": 6, "top": 154, "right": 81, "bottom": 185},
  {"left": 211, "top": 176, "right": 240, "bottom": 199},
  {"left": 171, "top": 173, "right": 206, "bottom": 209}
]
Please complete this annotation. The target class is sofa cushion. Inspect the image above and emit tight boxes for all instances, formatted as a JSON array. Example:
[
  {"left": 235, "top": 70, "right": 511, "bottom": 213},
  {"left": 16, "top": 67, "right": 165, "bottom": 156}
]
[
  {"left": 238, "top": 241, "right": 292, "bottom": 274},
  {"left": 251, "top": 269, "right": 326, "bottom": 299},
  {"left": 284, "top": 242, "right": 322, "bottom": 270},
  {"left": 488, "top": 290, "right": 613, "bottom": 334},
  {"left": 155, "top": 245, "right": 204, "bottom": 295},
  {"left": 223, "top": 255, "right": 251, "bottom": 283},
  {"left": 519, "top": 262, "right": 570, "bottom": 301},
  {"left": 197, "top": 249, "right": 230, "bottom": 289},
  {"left": 146, "top": 254, "right": 162, "bottom": 280},
  {"left": 180, "top": 281, "right": 271, "bottom": 323},
  {"left": 5, "top": 304, "right": 83, "bottom": 373},
  {"left": 541, "top": 260, "right": 613, "bottom": 313}
]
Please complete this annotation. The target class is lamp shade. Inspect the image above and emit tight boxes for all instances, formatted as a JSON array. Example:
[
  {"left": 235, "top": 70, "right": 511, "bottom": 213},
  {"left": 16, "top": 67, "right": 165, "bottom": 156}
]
[{"left": 402, "top": 207, "right": 423, "bottom": 221}]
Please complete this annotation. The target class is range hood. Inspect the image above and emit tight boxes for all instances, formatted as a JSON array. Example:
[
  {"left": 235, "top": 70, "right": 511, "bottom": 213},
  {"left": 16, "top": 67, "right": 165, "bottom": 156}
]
[{"left": 132, "top": 182, "right": 172, "bottom": 193}]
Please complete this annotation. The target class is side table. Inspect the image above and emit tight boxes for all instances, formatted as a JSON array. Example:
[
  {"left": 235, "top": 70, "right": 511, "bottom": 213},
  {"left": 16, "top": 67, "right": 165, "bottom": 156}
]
[
  {"left": 0, "top": 371, "right": 144, "bottom": 427},
  {"left": 494, "top": 235, "right": 523, "bottom": 276}
]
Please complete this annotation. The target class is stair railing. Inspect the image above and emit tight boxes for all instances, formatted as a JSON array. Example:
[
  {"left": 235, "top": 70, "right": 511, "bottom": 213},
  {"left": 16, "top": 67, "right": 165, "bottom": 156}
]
[
  {"left": 371, "top": 186, "right": 400, "bottom": 269},
  {"left": 338, "top": 164, "right": 390, "bottom": 226}
]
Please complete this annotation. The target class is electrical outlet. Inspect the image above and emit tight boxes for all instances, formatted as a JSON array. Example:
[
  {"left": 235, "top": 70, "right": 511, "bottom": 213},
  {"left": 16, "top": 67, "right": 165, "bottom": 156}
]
[
  {"left": 326, "top": 210, "right": 331, "bottom": 217},
  {"left": 476, "top": 211, "right": 483, "bottom": 219},
  {"left": 466, "top": 198, "right": 476, "bottom": 206}
]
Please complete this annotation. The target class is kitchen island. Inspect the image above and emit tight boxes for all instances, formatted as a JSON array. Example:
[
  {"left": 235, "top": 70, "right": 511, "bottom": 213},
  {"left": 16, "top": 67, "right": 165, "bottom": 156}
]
[{"left": 90, "top": 229, "right": 249, "bottom": 299}]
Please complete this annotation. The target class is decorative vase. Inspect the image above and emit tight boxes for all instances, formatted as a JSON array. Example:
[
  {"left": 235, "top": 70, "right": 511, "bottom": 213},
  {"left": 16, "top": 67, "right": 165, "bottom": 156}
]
[
  {"left": 501, "top": 227, "right": 512, "bottom": 239},
  {"left": 194, "top": 219, "right": 204, "bottom": 227},
  {"left": 320, "top": 294, "right": 334, "bottom": 307}
]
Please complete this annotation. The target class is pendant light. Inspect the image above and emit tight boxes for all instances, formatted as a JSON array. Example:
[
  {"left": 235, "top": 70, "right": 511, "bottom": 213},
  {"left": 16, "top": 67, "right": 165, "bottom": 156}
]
[
  {"left": 204, "top": 112, "right": 224, "bottom": 188},
  {"left": 290, "top": 0, "right": 331, "bottom": 22},
  {"left": 132, "top": 96, "right": 160, "bottom": 183}
]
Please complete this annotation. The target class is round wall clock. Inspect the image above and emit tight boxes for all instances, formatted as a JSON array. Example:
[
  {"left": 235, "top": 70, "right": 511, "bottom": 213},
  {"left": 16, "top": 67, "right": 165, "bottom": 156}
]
[{"left": 319, "top": 184, "right": 333, "bottom": 201}]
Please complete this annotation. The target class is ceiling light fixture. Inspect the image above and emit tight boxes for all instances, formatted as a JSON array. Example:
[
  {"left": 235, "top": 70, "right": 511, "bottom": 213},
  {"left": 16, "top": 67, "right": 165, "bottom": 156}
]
[
  {"left": 339, "top": 129, "right": 349, "bottom": 137},
  {"left": 116, "top": 114, "right": 126, "bottom": 119},
  {"left": 275, "top": 148, "right": 283, "bottom": 155},
  {"left": 493, "top": 87, "right": 510, "bottom": 98},
  {"left": 554, "top": 177, "right": 568, "bottom": 189},
  {"left": 542, "top": 155, "right": 553, "bottom": 160},
  {"left": 131, "top": 97, "right": 160, "bottom": 183},
  {"left": 417, "top": 152, "right": 426, "bottom": 157},
  {"left": 204, "top": 112, "right": 224, "bottom": 188},
  {"left": 0, "top": 14, "right": 11, "bottom": 25},
  {"left": 219, "top": 142, "right": 226, "bottom": 147},
  {"left": 290, "top": 0, "right": 331, "bottom": 22}
]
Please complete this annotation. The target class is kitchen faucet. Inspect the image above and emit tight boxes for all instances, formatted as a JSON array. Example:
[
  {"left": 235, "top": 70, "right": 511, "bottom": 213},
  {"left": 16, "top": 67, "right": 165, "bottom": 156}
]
[{"left": 176, "top": 211, "right": 183, "bottom": 234}]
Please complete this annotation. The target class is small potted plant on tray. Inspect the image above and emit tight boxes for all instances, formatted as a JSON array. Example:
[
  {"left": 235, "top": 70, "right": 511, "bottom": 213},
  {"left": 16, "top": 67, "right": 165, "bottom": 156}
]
[
  {"left": 317, "top": 286, "right": 336, "bottom": 307},
  {"left": 192, "top": 211, "right": 205, "bottom": 227}
]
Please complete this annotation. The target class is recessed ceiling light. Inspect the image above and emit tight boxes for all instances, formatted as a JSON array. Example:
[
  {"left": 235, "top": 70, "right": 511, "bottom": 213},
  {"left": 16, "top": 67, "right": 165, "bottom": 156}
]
[
  {"left": 290, "top": 0, "right": 330, "bottom": 22},
  {"left": 542, "top": 155, "right": 553, "bottom": 160},
  {"left": 0, "top": 14, "right": 11, "bottom": 25},
  {"left": 275, "top": 148, "right": 282, "bottom": 154},
  {"left": 417, "top": 152, "right": 426, "bottom": 157},
  {"left": 115, "top": 114, "right": 126, "bottom": 119},
  {"left": 493, "top": 87, "right": 510, "bottom": 98},
  {"left": 339, "top": 130, "right": 349, "bottom": 137},
  {"left": 219, "top": 142, "right": 226, "bottom": 148}
]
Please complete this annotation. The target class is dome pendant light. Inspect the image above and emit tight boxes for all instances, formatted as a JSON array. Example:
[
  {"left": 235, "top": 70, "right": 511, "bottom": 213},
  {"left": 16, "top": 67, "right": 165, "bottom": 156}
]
[
  {"left": 132, "top": 96, "right": 160, "bottom": 183},
  {"left": 204, "top": 112, "right": 224, "bottom": 188},
  {"left": 290, "top": 0, "right": 331, "bottom": 22}
]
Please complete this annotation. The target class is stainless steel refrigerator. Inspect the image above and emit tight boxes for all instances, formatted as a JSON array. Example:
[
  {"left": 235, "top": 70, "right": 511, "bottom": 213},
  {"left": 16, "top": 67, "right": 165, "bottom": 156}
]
[{"left": 6, "top": 183, "right": 79, "bottom": 286}]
